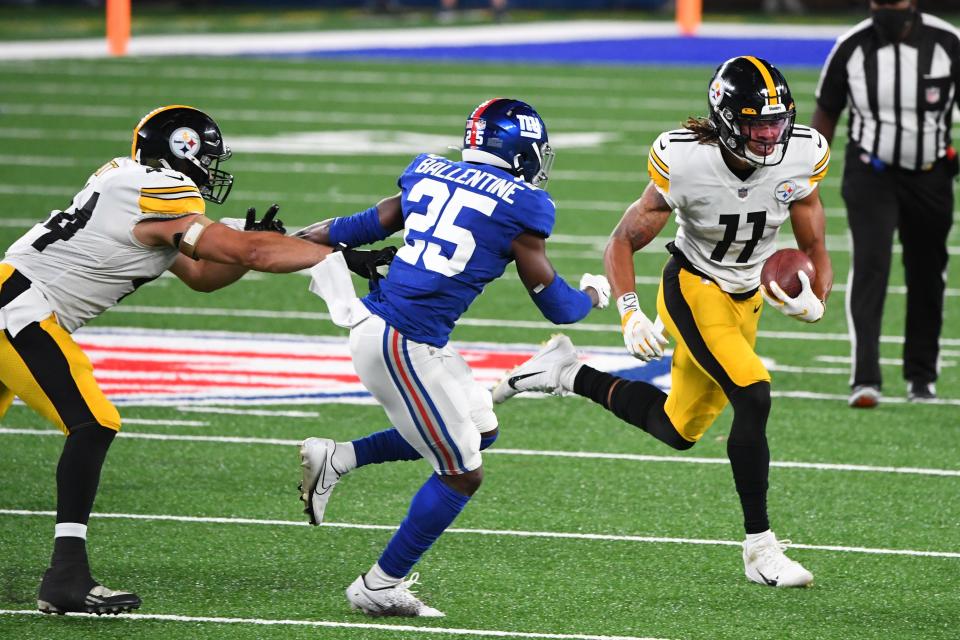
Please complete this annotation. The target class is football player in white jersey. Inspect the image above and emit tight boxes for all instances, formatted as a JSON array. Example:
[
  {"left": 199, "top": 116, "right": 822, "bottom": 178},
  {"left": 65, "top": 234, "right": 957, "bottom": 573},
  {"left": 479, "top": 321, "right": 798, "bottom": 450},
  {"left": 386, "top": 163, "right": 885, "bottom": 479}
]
[
  {"left": 495, "top": 57, "right": 833, "bottom": 588},
  {"left": 0, "top": 105, "right": 334, "bottom": 615}
]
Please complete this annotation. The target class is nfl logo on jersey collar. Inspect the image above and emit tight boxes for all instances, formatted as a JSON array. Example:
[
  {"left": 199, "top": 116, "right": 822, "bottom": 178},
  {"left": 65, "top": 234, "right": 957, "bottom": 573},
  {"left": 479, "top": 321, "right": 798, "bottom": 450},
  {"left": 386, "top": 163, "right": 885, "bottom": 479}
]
[
  {"left": 737, "top": 187, "right": 749, "bottom": 199},
  {"left": 774, "top": 180, "right": 797, "bottom": 202}
]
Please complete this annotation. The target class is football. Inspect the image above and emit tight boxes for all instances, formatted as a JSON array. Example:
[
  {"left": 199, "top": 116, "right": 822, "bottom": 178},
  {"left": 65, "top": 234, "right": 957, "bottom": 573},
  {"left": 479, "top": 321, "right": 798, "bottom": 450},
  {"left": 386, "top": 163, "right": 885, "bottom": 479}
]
[{"left": 761, "top": 248, "right": 815, "bottom": 298}]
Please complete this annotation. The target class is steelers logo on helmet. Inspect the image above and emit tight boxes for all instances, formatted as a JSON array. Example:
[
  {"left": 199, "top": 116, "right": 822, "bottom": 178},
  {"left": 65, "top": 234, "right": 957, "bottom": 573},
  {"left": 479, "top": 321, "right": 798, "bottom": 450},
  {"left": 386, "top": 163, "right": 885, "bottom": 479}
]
[
  {"left": 169, "top": 127, "right": 201, "bottom": 159},
  {"left": 709, "top": 79, "right": 724, "bottom": 107},
  {"left": 774, "top": 180, "right": 798, "bottom": 202}
]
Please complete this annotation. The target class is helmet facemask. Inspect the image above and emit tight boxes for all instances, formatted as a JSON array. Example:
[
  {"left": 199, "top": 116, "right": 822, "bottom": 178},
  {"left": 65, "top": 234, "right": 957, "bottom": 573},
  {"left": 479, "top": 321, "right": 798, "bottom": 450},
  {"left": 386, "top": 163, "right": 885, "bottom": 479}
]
[
  {"left": 197, "top": 147, "right": 233, "bottom": 204},
  {"left": 517, "top": 141, "right": 555, "bottom": 187},
  {"left": 716, "top": 105, "right": 795, "bottom": 167}
]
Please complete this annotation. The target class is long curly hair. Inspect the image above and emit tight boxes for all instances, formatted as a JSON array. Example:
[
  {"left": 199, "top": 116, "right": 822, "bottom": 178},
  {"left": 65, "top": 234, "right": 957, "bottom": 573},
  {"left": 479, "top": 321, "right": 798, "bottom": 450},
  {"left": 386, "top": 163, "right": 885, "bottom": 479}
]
[{"left": 683, "top": 116, "right": 720, "bottom": 145}]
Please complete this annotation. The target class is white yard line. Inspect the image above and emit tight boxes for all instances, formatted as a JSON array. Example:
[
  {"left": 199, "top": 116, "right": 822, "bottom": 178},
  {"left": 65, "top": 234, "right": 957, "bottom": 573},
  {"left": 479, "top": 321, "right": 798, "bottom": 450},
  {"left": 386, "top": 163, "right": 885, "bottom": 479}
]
[
  {"left": 3, "top": 212, "right": 958, "bottom": 270},
  {"left": 2, "top": 427, "right": 957, "bottom": 477},
  {"left": 98, "top": 305, "right": 960, "bottom": 349},
  {"left": 1, "top": 509, "right": 957, "bottom": 559},
  {"left": 0, "top": 57, "right": 822, "bottom": 95},
  {"left": 0, "top": 80, "right": 704, "bottom": 113},
  {"left": 122, "top": 418, "right": 208, "bottom": 427},
  {"left": 0, "top": 608, "right": 669, "bottom": 640},
  {"left": 175, "top": 406, "right": 321, "bottom": 418},
  {"left": 0, "top": 102, "right": 666, "bottom": 134}
]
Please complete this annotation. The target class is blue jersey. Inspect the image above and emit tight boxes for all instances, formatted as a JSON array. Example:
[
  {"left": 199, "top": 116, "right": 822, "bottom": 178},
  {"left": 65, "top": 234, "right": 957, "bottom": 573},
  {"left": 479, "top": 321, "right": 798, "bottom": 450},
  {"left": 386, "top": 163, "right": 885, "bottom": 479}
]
[{"left": 362, "top": 153, "right": 556, "bottom": 347}]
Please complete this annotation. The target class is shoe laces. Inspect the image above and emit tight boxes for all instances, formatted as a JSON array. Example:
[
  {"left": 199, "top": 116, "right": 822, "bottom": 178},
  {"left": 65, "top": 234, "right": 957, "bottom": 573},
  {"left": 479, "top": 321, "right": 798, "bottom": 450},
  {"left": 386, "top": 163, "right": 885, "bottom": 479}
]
[
  {"left": 751, "top": 536, "right": 796, "bottom": 571},
  {"left": 382, "top": 573, "right": 429, "bottom": 610},
  {"left": 397, "top": 572, "right": 422, "bottom": 594}
]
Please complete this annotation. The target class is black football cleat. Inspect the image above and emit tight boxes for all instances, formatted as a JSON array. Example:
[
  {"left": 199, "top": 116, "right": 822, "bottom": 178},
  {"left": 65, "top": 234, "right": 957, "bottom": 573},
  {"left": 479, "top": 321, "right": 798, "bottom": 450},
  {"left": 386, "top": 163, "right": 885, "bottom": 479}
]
[{"left": 37, "top": 565, "right": 141, "bottom": 616}]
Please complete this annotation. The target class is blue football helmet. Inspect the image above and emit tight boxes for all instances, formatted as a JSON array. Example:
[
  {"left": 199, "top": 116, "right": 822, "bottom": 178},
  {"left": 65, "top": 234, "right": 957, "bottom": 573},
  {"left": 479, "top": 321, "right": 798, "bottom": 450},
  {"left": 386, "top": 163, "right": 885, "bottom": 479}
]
[{"left": 461, "top": 98, "right": 554, "bottom": 187}]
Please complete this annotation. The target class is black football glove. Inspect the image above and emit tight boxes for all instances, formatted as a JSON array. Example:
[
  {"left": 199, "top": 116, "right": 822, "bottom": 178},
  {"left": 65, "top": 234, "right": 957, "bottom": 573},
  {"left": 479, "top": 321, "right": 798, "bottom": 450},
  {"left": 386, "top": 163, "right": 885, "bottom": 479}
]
[
  {"left": 336, "top": 244, "right": 398, "bottom": 282},
  {"left": 245, "top": 204, "right": 286, "bottom": 234}
]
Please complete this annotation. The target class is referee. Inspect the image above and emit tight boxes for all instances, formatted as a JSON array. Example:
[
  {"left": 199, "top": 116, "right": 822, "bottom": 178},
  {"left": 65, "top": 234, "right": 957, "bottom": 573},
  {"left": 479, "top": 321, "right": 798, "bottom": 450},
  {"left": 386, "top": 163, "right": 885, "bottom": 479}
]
[{"left": 811, "top": 0, "right": 959, "bottom": 407}]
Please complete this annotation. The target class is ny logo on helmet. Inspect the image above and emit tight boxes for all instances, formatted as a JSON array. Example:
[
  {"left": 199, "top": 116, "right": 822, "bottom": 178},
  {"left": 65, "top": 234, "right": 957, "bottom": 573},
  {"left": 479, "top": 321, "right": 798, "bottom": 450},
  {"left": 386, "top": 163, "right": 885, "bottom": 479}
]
[{"left": 517, "top": 115, "right": 543, "bottom": 139}]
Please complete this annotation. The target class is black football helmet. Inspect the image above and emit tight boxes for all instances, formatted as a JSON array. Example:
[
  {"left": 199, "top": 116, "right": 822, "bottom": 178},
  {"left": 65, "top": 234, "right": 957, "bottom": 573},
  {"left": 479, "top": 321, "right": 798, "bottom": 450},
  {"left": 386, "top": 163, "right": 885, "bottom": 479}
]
[
  {"left": 708, "top": 56, "right": 796, "bottom": 167},
  {"left": 461, "top": 98, "right": 555, "bottom": 187},
  {"left": 132, "top": 105, "right": 234, "bottom": 204}
]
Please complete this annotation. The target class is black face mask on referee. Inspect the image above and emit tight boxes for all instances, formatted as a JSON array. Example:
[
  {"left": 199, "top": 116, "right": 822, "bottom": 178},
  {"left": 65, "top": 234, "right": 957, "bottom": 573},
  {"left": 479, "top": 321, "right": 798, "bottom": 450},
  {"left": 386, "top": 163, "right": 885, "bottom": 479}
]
[{"left": 870, "top": 1, "right": 917, "bottom": 42}]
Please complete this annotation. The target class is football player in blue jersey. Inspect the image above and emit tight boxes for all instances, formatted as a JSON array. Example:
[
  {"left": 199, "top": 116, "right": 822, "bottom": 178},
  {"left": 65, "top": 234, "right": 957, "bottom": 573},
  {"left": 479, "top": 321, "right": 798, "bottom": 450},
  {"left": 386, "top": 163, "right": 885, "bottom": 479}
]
[{"left": 294, "top": 98, "right": 610, "bottom": 617}]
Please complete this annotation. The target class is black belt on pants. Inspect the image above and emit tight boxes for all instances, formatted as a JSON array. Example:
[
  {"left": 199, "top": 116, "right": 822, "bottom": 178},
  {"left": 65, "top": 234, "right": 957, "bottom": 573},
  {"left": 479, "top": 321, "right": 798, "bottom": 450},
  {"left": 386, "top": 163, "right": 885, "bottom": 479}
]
[
  {"left": 0, "top": 268, "right": 31, "bottom": 310},
  {"left": 665, "top": 242, "right": 758, "bottom": 302}
]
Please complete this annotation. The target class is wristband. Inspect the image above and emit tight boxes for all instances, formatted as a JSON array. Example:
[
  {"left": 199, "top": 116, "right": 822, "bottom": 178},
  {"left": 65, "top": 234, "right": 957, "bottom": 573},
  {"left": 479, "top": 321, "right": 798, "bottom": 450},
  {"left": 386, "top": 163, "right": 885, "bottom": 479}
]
[{"left": 616, "top": 292, "right": 640, "bottom": 318}]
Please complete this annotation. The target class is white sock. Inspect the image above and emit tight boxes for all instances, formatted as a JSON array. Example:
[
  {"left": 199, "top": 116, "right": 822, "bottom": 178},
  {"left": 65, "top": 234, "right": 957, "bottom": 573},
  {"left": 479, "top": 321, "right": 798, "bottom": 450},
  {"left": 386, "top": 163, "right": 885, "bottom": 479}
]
[
  {"left": 745, "top": 529, "right": 773, "bottom": 545},
  {"left": 558, "top": 361, "right": 584, "bottom": 392},
  {"left": 54, "top": 523, "right": 87, "bottom": 539},
  {"left": 331, "top": 442, "right": 357, "bottom": 475},
  {"left": 365, "top": 562, "right": 403, "bottom": 589}
]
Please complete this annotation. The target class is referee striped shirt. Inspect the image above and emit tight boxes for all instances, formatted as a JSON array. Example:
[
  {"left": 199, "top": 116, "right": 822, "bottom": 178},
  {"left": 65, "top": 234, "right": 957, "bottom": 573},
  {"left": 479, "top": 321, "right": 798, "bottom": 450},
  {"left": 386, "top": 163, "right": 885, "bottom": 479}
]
[{"left": 815, "top": 12, "right": 960, "bottom": 171}]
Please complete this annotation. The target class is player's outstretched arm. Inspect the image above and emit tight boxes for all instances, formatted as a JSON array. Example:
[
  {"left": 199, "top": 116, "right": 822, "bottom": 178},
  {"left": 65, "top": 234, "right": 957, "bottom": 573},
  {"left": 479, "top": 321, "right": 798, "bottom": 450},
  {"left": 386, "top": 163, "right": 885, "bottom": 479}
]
[
  {"left": 170, "top": 205, "right": 289, "bottom": 291},
  {"left": 605, "top": 182, "right": 671, "bottom": 360},
  {"left": 295, "top": 194, "right": 404, "bottom": 247},
  {"left": 513, "top": 232, "right": 607, "bottom": 324},
  {"left": 135, "top": 214, "right": 331, "bottom": 291}
]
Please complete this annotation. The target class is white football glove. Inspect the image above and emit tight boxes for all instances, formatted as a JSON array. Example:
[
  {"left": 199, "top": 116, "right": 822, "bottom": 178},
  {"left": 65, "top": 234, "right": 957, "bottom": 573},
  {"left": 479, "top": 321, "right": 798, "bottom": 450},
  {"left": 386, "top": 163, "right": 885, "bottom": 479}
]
[
  {"left": 760, "top": 271, "right": 825, "bottom": 323},
  {"left": 617, "top": 292, "right": 668, "bottom": 361},
  {"left": 580, "top": 273, "right": 610, "bottom": 309}
]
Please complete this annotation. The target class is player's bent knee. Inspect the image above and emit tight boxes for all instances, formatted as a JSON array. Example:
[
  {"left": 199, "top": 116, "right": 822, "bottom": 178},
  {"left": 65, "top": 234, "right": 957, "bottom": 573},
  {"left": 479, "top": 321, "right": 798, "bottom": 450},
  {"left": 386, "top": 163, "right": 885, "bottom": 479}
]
[
  {"left": 727, "top": 382, "right": 772, "bottom": 442},
  {"left": 728, "top": 381, "right": 771, "bottom": 416},
  {"left": 441, "top": 467, "right": 483, "bottom": 496}
]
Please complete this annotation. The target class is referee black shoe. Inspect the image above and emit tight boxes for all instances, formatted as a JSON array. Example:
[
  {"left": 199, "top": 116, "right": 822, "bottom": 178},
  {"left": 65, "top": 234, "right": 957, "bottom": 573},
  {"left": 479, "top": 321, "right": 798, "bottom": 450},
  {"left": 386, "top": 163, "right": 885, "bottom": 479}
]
[
  {"left": 907, "top": 381, "right": 937, "bottom": 403},
  {"left": 37, "top": 564, "right": 141, "bottom": 615}
]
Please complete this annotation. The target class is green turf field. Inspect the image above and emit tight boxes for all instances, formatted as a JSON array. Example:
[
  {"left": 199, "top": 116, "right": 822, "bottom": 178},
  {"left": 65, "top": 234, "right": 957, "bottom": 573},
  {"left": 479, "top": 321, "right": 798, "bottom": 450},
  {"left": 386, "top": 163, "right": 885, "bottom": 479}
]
[{"left": 0, "top": 54, "right": 958, "bottom": 640}]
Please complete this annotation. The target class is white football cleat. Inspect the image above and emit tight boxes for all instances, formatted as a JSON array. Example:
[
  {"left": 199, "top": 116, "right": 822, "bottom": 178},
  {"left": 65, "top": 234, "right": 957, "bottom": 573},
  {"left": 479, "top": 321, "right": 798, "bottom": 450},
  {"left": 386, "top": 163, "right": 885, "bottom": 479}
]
[
  {"left": 346, "top": 573, "right": 444, "bottom": 617},
  {"left": 743, "top": 531, "right": 813, "bottom": 588},
  {"left": 299, "top": 437, "right": 342, "bottom": 526},
  {"left": 492, "top": 334, "right": 579, "bottom": 404}
]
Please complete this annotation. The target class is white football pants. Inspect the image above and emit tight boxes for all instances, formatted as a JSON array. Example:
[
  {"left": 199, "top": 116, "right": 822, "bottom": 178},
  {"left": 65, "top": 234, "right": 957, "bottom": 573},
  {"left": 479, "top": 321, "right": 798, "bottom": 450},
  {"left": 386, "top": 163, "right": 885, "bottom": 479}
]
[{"left": 349, "top": 314, "right": 497, "bottom": 475}]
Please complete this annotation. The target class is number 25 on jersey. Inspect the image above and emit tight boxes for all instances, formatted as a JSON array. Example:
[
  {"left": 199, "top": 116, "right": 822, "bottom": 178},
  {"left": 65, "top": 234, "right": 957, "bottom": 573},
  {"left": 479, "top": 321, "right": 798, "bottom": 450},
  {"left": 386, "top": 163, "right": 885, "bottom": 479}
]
[{"left": 396, "top": 177, "right": 497, "bottom": 277}]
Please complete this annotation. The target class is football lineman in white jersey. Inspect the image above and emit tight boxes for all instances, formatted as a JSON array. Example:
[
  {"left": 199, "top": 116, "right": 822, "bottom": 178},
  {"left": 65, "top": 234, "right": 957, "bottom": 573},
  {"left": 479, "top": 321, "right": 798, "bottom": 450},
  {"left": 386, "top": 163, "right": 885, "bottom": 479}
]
[
  {"left": 495, "top": 57, "right": 833, "bottom": 587},
  {"left": 0, "top": 105, "right": 333, "bottom": 615}
]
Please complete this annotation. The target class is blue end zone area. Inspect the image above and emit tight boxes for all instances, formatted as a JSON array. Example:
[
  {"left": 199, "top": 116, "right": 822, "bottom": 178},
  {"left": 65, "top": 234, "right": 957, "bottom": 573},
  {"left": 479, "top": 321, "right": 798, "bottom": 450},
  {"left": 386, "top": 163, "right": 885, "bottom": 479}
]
[{"left": 280, "top": 37, "right": 835, "bottom": 67}]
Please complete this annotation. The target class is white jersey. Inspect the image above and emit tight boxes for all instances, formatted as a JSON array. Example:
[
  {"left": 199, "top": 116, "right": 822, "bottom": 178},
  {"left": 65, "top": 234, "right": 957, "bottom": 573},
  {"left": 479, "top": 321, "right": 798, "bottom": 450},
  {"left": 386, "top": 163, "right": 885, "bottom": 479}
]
[
  {"left": 3, "top": 156, "right": 205, "bottom": 332},
  {"left": 647, "top": 125, "right": 830, "bottom": 294}
]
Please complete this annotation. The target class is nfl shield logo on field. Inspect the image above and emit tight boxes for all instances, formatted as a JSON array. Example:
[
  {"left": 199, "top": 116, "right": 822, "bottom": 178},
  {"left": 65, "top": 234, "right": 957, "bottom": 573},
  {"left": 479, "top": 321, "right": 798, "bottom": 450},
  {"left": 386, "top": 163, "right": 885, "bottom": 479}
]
[{"left": 926, "top": 86, "right": 941, "bottom": 104}]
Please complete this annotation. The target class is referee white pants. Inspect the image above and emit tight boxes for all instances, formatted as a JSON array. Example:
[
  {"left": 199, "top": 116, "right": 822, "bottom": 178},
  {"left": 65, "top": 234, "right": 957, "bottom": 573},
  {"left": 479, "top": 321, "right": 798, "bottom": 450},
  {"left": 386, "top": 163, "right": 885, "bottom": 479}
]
[{"left": 349, "top": 314, "right": 497, "bottom": 476}]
